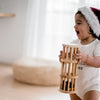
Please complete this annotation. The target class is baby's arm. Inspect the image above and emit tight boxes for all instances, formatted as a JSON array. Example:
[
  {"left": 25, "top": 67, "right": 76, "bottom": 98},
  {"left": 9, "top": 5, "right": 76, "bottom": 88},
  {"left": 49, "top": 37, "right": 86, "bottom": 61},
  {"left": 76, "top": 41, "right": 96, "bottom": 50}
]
[
  {"left": 85, "top": 55, "right": 100, "bottom": 67},
  {"left": 75, "top": 50, "right": 100, "bottom": 68}
]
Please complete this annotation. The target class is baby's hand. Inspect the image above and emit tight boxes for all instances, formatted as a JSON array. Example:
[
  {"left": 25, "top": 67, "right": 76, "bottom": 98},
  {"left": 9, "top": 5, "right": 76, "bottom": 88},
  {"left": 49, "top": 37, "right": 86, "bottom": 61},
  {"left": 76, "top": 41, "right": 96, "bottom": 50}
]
[
  {"left": 74, "top": 50, "right": 87, "bottom": 64},
  {"left": 58, "top": 51, "right": 63, "bottom": 62}
]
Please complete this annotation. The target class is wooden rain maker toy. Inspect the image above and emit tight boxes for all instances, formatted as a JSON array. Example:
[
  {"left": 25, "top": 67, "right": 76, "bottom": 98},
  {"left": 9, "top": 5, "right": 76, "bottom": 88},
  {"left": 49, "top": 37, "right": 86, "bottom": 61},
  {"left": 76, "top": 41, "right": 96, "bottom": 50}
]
[{"left": 59, "top": 44, "right": 80, "bottom": 94}]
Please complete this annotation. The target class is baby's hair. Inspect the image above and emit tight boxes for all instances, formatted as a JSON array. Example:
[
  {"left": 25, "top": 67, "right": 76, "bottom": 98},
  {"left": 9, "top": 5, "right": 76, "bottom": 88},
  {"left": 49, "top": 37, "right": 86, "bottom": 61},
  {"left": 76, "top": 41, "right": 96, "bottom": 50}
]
[
  {"left": 75, "top": 11, "right": 100, "bottom": 40},
  {"left": 89, "top": 27, "right": 100, "bottom": 40}
]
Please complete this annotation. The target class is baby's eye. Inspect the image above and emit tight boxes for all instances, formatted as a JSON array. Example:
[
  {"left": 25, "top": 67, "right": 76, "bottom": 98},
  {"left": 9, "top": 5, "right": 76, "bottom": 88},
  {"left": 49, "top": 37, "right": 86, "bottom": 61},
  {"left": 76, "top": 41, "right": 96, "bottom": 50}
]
[{"left": 77, "top": 23, "right": 81, "bottom": 25}]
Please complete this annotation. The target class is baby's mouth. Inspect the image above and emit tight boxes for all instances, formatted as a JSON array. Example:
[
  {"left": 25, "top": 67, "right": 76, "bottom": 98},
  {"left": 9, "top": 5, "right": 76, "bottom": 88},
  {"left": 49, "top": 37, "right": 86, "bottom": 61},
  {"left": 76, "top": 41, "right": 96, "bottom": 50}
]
[{"left": 76, "top": 31, "right": 80, "bottom": 35}]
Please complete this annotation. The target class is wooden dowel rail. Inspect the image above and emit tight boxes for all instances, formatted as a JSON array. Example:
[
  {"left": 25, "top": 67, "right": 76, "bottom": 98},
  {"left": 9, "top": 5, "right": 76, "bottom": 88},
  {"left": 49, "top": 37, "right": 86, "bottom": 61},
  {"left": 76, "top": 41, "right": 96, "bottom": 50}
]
[{"left": 59, "top": 44, "right": 80, "bottom": 94}]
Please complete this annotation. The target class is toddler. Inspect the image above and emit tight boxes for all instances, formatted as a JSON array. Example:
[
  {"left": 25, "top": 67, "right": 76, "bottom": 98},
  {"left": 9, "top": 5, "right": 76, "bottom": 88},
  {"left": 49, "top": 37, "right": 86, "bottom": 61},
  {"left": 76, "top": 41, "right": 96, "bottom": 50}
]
[{"left": 59, "top": 6, "right": 100, "bottom": 100}]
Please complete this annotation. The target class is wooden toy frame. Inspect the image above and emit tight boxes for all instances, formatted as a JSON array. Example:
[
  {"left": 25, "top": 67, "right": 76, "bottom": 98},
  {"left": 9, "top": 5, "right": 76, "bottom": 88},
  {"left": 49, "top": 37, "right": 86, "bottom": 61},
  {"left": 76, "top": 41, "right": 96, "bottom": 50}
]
[{"left": 59, "top": 44, "right": 80, "bottom": 94}]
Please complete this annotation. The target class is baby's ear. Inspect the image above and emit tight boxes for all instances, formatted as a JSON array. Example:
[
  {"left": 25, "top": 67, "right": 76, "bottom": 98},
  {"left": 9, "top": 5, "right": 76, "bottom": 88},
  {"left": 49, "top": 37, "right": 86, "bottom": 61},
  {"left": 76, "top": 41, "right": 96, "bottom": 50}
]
[{"left": 89, "top": 27, "right": 93, "bottom": 34}]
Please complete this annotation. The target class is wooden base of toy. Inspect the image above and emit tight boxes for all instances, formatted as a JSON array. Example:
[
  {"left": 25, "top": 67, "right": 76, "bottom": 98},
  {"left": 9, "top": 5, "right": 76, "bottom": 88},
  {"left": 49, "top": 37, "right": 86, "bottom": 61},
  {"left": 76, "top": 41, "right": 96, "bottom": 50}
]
[
  {"left": 59, "top": 44, "right": 80, "bottom": 94},
  {"left": 59, "top": 89, "right": 76, "bottom": 94}
]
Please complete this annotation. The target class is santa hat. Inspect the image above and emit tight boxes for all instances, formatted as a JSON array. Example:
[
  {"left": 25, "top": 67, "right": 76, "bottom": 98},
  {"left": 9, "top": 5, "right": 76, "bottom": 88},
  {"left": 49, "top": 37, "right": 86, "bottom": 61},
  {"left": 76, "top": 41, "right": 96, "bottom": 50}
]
[{"left": 78, "top": 6, "right": 100, "bottom": 37}]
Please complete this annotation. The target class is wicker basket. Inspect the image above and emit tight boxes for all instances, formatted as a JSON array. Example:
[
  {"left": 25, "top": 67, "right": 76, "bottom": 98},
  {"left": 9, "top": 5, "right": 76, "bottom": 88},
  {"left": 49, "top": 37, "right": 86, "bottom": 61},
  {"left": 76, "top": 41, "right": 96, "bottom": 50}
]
[{"left": 59, "top": 44, "right": 80, "bottom": 94}]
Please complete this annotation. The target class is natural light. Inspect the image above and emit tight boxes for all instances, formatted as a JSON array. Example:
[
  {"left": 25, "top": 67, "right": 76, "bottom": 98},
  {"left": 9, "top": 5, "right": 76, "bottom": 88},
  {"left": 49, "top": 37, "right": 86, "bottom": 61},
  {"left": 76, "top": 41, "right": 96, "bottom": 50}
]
[{"left": 25, "top": 0, "right": 100, "bottom": 61}]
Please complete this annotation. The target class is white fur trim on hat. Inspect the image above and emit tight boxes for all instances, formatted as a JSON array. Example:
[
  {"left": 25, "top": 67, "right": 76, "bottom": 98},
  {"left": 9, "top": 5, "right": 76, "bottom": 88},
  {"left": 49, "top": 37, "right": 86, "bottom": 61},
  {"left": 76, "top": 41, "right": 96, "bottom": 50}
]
[{"left": 78, "top": 6, "right": 100, "bottom": 37}]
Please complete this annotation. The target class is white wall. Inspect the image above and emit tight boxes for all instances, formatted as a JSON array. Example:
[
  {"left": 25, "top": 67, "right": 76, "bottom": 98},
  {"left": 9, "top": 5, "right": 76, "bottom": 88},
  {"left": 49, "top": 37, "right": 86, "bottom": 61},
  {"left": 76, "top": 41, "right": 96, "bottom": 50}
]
[{"left": 0, "top": 0, "right": 28, "bottom": 63}]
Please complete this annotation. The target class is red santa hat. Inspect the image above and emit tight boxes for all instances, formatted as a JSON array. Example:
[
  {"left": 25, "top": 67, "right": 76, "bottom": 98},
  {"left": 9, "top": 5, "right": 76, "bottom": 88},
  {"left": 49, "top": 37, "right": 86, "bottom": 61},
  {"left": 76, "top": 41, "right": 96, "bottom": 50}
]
[{"left": 78, "top": 6, "right": 100, "bottom": 37}]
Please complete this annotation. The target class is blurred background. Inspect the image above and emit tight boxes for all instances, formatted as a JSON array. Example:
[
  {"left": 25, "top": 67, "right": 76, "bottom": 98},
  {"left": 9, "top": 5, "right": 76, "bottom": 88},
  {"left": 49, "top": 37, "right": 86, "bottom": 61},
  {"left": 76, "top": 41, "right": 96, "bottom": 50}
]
[{"left": 0, "top": 0, "right": 100, "bottom": 64}]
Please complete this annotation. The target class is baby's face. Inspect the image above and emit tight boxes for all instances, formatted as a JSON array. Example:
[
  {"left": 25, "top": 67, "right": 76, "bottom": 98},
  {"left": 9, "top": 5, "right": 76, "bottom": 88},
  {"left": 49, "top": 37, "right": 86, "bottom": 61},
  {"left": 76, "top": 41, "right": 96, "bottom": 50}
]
[{"left": 74, "top": 13, "right": 91, "bottom": 41}]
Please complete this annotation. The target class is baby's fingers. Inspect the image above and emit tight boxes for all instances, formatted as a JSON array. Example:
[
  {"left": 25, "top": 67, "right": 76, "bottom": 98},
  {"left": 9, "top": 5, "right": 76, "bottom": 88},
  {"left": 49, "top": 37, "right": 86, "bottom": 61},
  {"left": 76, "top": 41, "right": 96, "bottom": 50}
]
[
  {"left": 58, "top": 50, "right": 63, "bottom": 62},
  {"left": 73, "top": 53, "right": 81, "bottom": 63}
]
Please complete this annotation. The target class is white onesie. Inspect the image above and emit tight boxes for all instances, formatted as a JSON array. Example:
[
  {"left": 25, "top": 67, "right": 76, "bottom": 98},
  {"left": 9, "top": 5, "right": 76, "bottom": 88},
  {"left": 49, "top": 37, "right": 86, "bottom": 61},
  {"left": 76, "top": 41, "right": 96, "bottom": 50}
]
[{"left": 72, "top": 39, "right": 100, "bottom": 99}]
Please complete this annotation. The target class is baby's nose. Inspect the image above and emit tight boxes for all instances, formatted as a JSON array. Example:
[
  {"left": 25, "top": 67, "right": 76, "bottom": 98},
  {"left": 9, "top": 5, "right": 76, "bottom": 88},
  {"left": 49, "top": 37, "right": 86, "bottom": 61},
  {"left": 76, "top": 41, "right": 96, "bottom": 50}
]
[{"left": 74, "top": 25, "right": 77, "bottom": 29}]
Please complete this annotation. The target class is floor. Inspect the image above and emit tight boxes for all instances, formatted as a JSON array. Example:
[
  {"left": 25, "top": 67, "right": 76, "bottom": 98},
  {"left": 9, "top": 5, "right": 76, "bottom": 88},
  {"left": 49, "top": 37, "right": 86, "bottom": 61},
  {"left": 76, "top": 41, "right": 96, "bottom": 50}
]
[{"left": 0, "top": 64, "right": 70, "bottom": 100}]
